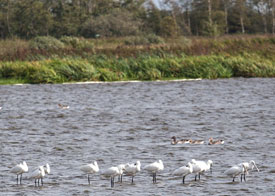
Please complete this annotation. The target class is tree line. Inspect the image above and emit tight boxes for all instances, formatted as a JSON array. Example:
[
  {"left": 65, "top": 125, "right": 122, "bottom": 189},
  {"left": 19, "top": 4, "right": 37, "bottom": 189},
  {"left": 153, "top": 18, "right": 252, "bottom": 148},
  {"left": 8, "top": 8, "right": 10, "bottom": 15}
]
[{"left": 0, "top": 0, "right": 275, "bottom": 39}]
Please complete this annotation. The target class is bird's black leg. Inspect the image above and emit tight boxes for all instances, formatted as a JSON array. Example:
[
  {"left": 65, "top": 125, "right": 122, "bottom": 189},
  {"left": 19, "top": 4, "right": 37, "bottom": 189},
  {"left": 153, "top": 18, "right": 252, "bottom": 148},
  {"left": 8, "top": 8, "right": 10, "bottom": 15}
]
[
  {"left": 41, "top": 178, "right": 43, "bottom": 186},
  {"left": 35, "top": 179, "right": 37, "bottom": 186},
  {"left": 199, "top": 173, "right": 200, "bottom": 180},
  {"left": 111, "top": 177, "right": 114, "bottom": 187},
  {"left": 16, "top": 175, "right": 19, "bottom": 185},
  {"left": 182, "top": 176, "right": 185, "bottom": 184},
  {"left": 132, "top": 176, "right": 134, "bottom": 184},
  {"left": 241, "top": 174, "right": 243, "bottom": 182},
  {"left": 244, "top": 174, "right": 246, "bottom": 182},
  {"left": 195, "top": 174, "right": 197, "bottom": 181},
  {"left": 121, "top": 175, "right": 123, "bottom": 183},
  {"left": 20, "top": 174, "right": 22, "bottom": 184},
  {"left": 88, "top": 174, "right": 90, "bottom": 185},
  {"left": 233, "top": 177, "right": 235, "bottom": 182}
]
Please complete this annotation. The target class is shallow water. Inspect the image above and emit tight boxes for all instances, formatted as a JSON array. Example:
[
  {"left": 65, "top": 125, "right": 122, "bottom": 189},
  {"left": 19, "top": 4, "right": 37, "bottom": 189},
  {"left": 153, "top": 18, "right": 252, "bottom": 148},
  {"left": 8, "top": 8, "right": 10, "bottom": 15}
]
[{"left": 0, "top": 78, "right": 275, "bottom": 195}]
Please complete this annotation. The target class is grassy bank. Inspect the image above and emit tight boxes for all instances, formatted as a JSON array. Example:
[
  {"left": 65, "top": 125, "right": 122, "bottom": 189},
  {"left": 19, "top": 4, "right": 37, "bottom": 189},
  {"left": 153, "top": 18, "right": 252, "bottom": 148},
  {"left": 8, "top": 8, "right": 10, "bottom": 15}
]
[{"left": 0, "top": 35, "right": 275, "bottom": 84}]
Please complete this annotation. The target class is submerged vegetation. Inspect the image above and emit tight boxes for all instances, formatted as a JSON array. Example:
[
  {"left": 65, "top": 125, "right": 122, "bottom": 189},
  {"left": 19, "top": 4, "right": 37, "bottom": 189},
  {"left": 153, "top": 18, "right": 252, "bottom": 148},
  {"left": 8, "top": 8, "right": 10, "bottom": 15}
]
[{"left": 0, "top": 35, "right": 275, "bottom": 84}]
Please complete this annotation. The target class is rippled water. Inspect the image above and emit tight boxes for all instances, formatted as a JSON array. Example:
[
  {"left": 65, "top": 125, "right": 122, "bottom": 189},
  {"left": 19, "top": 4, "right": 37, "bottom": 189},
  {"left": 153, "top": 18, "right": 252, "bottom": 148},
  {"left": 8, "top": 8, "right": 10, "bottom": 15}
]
[{"left": 0, "top": 78, "right": 275, "bottom": 195}]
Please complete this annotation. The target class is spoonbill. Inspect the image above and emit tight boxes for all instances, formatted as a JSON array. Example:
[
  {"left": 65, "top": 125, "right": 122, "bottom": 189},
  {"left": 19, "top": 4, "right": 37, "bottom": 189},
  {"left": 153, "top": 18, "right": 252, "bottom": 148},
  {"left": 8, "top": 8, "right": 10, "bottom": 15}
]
[
  {"left": 102, "top": 166, "right": 120, "bottom": 187},
  {"left": 30, "top": 166, "right": 45, "bottom": 186},
  {"left": 225, "top": 163, "right": 247, "bottom": 182},
  {"left": 10, "top": 161, "right": 28, "bottom": 184},
  {"left": 124, "top": 161, "right": 141, "bottom": 183},
  {"left": 44, "top": 163, "right": 50, "bottom": 175},
  {"left": 239, "top": 160, "right": 259, "bottom": 181},
  {"left": 208, "top": 137, "right": 224, "bottom": 145},
  {"left": 80, "top": 161, "right": 99, "bottom": 185},
  {"left": 172, "top": 162, "right": 193, "bottom": 184},
  {"left": 171, "top": 136, "right": 190, "bottom": 145},
  {"left": 144, "top": 160, "right": 164, "bottom": 183},
  {"left": 117, "top": 164, "right": 126, "bottom": 183},
  {"left": 191, "top": 159, "right": 213, "bottom": 181}
]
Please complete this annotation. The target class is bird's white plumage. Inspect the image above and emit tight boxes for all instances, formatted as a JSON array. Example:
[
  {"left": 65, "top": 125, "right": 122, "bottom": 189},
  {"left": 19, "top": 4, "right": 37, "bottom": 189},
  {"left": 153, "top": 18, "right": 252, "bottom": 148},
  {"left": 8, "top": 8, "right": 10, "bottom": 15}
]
[
  {"left": 30, "top": 166, "right": 45, "bottom": 180},
  {"left": 144, "top": 160, "right": 164, "bottom": 173},
  {"left": 124, "top": 161, "right": 141, "bottom": 176},
  {"left": 117, "top": 164, "right": 126, "bottom": 176},
  {"left": 192, "top": 159, "right": 213, "bottom": 173},
  {"left": 10, "top": 161, "right": 28, "bottom": 175},
  {"left": 173, "top": 162, "right": 193, "bottom": 177},
  {"left": 80, "top": 161, "right": 99, "bottom": 174},
  {"left": 225, "top": 164, "right": 245, "bottom": 178},
  {"left": 241, "top": 160, "right": 259, "bottom": 172},
  {"left": 102, "top": 166, "right": 120, "bottom": 178},
  {"left": 44, "top": 163, "right": 50, "bottom": 175},
  {"left": 191, "top": 159, "right": 204, "bottom": 174}
]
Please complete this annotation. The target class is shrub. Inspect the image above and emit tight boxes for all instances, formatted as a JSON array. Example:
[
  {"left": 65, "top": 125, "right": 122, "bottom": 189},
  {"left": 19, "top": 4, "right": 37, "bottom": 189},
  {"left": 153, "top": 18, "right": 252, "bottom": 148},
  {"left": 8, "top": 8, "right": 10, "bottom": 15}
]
[
  {"left": 124, "top": 36, "right": 150, "bottom": 46},
  {"left": 124, "top": 35, "right": 164, "bottom": 46},
  {"left": 60, "top": 36, "right": 94, "bottom": 49},
  {"left": 29, "top": 36, "right": 65, "bottom": 50}
]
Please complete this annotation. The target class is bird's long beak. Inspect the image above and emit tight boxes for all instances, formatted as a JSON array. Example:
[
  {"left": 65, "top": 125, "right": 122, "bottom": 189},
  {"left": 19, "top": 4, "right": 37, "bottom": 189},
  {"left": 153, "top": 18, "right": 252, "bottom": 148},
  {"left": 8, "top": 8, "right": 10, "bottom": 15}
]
[{"left": 254, "top": 163, "right": 260, "bottom": 172}]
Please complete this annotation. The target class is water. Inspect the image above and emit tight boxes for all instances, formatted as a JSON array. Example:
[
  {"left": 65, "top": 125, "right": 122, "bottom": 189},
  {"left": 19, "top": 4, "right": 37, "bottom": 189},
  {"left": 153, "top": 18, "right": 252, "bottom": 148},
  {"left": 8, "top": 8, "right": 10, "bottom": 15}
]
[{"left": 0, "top": 78, "right": 274, "bottom": 195}]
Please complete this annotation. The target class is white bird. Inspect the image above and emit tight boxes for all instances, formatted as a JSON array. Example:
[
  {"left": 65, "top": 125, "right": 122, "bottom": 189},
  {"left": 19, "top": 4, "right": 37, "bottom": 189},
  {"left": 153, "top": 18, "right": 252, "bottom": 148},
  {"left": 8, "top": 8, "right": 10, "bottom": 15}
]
[
  {"left": 239, "top": 160, "right": 259, "bottom": 181},
  {"left": 173, "top": 162, "right": 193, "bottom": 184},
  {"left": 10, "top": 161, "right": 28, "bottom": 184},
  {"left": 225, "top": 163, "right": 246, "bottom": 182},
  {"left": 144, "top": 160, "right": 164, "bottom": 183},
  {"left": 124, "top": 161, "right": 141, "bottom": 183},
  {"left": 30, "top": 166, "right": 45, "bottom": 186},
  {"left": 117, "top": 164, "right": 126, "bottom": 183},
  {"left": 191, "top": 159, "right": 204, "bottom": 181},
  {"left": 80, "top": 161, "right": 99, "bottom": 185},
  {"left": 44, "top": 163, "right": 50, "bottom": 175},
  {"left": 102, "top": 166, "right": 120, "bottom": 187},
  {"left": 191, "top": 159, "right": 213, "bottom": 181}
]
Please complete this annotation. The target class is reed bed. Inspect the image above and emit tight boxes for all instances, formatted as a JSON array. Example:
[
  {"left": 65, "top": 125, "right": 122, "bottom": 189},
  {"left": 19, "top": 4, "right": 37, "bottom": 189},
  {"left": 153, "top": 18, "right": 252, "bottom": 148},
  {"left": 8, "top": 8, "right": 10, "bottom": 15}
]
[
  {"left": 0, "top": 35, "right": 274, "bottom": 84},
  {"left": 0, "top": 53, "right": 274, "bottom": 84}
]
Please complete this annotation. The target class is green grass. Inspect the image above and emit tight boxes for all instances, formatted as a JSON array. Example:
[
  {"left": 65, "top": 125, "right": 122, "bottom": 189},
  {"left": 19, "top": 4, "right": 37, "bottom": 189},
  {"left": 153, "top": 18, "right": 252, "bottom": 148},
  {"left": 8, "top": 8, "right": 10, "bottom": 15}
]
[
  {"left": 0, "top": 35, "right": 275, "bottom": 84},
  {"left": 0, "top": 53, "right": 274, "bottom": 84}
]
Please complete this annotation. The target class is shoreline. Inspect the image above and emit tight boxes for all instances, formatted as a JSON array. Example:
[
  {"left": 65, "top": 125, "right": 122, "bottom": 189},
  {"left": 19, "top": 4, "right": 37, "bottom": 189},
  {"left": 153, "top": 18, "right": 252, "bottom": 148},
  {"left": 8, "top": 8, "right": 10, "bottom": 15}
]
[{"left": 0, "top": 78, "right": 203, "bottom": 86}]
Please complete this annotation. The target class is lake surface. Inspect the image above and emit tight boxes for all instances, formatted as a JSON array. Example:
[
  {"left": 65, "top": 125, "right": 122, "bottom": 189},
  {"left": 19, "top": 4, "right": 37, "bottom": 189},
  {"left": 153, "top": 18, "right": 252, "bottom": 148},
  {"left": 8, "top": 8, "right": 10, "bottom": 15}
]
[{"left": 0, "top": 78, "right": 275, "bottom": 195}]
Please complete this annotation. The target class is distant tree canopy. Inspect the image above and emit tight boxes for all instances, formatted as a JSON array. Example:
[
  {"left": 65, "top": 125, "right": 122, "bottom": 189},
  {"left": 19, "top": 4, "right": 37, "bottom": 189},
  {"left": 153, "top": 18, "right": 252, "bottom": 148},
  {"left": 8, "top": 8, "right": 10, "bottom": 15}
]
[{"left": 0, "top": 0, "right": 275, "bottom": 39}]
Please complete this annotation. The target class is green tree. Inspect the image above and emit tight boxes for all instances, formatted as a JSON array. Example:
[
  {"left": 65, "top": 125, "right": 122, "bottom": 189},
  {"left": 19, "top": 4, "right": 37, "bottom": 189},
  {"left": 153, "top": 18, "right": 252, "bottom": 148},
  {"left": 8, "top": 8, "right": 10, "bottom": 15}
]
[{"left": 12, "top": 0, "right": 53, "bottom": 38}]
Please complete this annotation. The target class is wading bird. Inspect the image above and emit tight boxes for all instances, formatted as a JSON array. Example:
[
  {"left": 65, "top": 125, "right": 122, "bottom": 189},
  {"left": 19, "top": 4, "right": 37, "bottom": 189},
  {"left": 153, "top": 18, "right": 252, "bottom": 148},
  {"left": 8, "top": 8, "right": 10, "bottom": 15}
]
[
  {"left": 239, "top": 160, "right": 259, "bottom": 181},
  {"left": 102, "top": 166, "right": 121, "bottom": 187},
  {"left": 10, "top": 161, "right": 28, "bottom": 185},
  {"left": 117, "top": 164, "right": 126, "bottom": 183},
  {"left": 144, "top": 160, "right": 164, "bottom": 183},
  {"left": 30, "top": 166, "right": 45, "bottom": 186},
  {"left": 80, "top": 161, "right": 99, "bottom": 185},
  {"left": 225, "top": 163, "right": 247, "bottom": 182},
  {"left": 124, "top": 161, "right": 141, "bottom": 184},
  {"left": 172, "top": 162, "right": 193, "bottom": 184}
]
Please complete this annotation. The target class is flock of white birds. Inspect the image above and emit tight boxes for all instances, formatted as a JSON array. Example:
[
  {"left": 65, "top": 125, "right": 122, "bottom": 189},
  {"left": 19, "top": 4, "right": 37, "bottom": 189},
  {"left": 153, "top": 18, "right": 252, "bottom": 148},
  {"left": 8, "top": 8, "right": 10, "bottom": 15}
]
[{"left": 10, "top": 159, "right": 259, "bottom": 188}]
